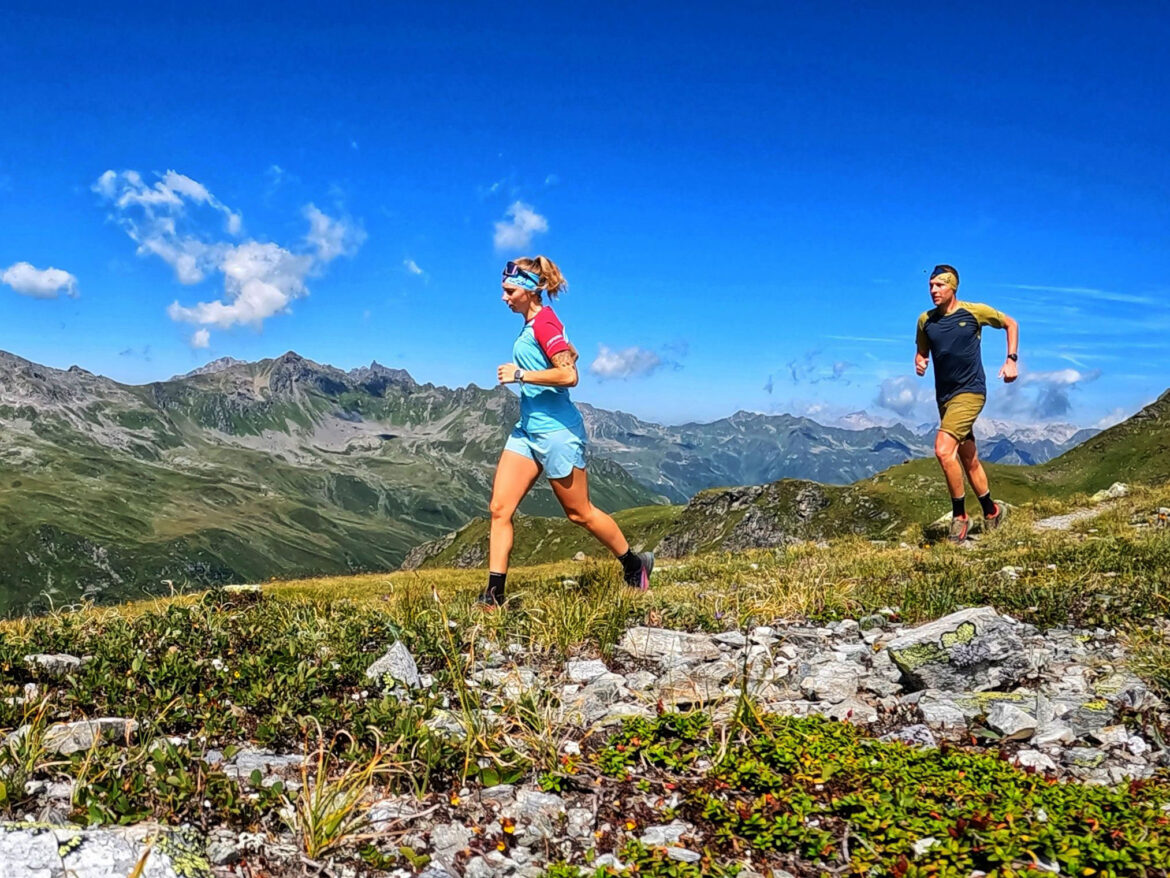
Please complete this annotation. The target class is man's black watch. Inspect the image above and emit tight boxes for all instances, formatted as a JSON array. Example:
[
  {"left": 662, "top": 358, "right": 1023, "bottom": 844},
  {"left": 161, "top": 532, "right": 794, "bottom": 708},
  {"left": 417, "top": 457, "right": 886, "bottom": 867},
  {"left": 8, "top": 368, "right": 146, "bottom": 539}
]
[{"left": 1006, "top": 353, "right": 1018, "bottom": 362}]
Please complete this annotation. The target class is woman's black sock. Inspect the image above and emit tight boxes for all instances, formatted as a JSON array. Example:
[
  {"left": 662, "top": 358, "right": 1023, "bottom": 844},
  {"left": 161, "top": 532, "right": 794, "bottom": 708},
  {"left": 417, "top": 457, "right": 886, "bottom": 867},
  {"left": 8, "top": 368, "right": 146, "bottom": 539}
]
[
  {"left": 481, "top": 571, "right": 507, "bottom": 604},
  {"left": 617, "top": 549, "right": 642, "bottom": 578},
  {"left": 977, "top": 492, "right": 997, "bottom": 517},
  {"left": 952, "top": 496, "right": 967, "bottom": 519}
]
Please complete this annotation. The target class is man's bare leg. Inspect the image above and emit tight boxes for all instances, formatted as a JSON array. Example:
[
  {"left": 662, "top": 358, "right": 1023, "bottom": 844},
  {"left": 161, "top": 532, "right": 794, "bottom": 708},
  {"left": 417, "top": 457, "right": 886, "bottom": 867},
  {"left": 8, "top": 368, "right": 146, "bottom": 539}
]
[
  {"left": 935, "top": 430, "right": 970, "bottom": 541},
  {"left": 959, "top": 437, "right": 1002, "bottom": 526},
  {"left": 957, "top": 438, "right": 989, "bottom": 496},
  {"left": 934, "top": 430, "right": 965, "bottom": 499}
]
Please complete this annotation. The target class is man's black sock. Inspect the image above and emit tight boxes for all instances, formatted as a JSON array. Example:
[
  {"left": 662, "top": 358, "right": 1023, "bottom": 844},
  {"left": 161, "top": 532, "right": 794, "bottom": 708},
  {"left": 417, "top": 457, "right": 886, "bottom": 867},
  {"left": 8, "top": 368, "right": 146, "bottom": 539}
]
[
  {"left": 977, "top": 492, "right": 996, "bottom": 517},
  {"left": 952, "top": 496, "right": 967, "bottom": 519},
  {"left": 482, "top": 571, "right": 507, "bottom": 603},
  {"left": 617, "top": 549, "right": 642, "bottom": 578}
]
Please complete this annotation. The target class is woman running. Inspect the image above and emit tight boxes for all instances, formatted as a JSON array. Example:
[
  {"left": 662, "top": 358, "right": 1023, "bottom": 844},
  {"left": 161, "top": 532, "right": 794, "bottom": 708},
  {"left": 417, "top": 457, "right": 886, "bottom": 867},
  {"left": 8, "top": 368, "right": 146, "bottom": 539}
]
[{"left": 479, "top": 255, "right": 653, "bottom": 606}]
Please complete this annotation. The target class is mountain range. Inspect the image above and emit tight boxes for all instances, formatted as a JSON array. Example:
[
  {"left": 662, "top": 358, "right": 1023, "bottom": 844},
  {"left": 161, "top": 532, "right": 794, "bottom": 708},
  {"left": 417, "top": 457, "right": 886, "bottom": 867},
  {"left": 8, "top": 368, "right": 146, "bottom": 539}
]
[
  {"left": 0, "top": 348, "right": 1099, "bottom": 613},
  {"left": 579, "top": 404, "right": 1095, "bottom": 502}
]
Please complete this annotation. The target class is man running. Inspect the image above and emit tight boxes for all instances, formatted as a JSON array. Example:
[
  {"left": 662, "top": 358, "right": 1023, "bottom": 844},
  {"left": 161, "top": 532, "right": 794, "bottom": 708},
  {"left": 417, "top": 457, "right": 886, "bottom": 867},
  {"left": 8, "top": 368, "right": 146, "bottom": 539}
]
[{"left": 915, "top": 264, "right": 1019, "bottom": 542}]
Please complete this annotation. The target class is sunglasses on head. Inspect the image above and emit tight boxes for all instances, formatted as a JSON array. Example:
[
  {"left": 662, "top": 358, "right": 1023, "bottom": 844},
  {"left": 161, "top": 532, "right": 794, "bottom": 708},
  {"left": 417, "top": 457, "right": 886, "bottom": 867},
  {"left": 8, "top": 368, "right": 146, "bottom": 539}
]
[{"left": 503, "top": 261, "right": 541, "bottom": 284}]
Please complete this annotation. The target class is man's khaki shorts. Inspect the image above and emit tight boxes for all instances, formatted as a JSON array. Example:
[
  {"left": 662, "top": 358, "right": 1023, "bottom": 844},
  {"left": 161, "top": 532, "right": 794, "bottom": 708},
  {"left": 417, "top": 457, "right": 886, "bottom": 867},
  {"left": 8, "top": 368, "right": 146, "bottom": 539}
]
[{"left": 937, "top": 392, "right": 986, "bottom": 442}]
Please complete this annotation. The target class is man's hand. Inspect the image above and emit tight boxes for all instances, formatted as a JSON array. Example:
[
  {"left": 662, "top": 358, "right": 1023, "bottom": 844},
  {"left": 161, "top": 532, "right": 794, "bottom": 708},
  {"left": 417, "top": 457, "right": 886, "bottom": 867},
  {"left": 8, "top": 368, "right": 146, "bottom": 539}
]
[
  {"left": 915, "top": 353, "right": 929, "bottom": 376},
  {"left": 497, "top": 362, "right": 519, "bottom": 384},
  {"left": 999, "top": 359, "right": 1019, "bottom": 383}
]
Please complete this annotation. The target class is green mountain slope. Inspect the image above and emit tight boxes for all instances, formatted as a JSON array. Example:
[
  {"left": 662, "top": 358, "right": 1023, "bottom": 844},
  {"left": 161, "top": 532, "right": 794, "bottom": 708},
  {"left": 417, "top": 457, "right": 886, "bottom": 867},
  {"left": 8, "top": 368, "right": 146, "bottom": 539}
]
[{"left": 0, "top": 351, "right": 656, "bottom": 614}]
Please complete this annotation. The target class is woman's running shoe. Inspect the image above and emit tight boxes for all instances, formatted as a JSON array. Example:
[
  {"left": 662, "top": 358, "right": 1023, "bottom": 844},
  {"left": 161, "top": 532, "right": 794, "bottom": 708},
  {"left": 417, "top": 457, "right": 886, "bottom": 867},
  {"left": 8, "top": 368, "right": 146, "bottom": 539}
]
[{"left": 624, "top": 551, "right": 654, "bottom": 591}]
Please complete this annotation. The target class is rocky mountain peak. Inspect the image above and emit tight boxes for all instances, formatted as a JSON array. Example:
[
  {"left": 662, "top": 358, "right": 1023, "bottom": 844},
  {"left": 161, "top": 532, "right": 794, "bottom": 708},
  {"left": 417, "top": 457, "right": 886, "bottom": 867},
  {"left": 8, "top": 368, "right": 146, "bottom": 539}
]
[
  {"left": 267, "top": 351, "right": 349, "bottom": 397},
  {"left": 176, "top": 357, "right": 246, "bottom": 379},
  {"left": 348, "top": 360, "right": 417, "bottom": 392}
]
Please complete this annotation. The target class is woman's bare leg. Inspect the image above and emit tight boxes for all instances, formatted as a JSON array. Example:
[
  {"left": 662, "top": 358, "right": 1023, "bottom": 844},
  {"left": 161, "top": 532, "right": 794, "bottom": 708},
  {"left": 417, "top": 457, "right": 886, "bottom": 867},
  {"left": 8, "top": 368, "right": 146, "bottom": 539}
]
[
  {"left": 488, "top": 450, "right": 541, "bottom": 574},
  {"left": 549, "top": 467, "right": 629, "bottom": 555}
]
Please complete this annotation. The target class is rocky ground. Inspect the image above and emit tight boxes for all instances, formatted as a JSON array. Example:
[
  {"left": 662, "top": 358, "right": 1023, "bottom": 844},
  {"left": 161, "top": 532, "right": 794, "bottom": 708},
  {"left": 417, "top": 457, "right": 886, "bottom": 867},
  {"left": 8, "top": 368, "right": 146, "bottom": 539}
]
[{"left": 4, "top": 600, "right": 1168, "bottom": 878}]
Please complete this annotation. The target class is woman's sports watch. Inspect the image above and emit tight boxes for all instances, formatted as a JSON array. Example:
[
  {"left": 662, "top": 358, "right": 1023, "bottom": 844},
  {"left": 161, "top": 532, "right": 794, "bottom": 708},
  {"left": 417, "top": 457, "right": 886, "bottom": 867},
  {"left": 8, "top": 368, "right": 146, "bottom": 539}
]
[
  {"left": 513, "top": 368, "right": 525, "bottom": 383},
  {"left": 1006, "top": 353, "right": 1018, "bottom": 362}
]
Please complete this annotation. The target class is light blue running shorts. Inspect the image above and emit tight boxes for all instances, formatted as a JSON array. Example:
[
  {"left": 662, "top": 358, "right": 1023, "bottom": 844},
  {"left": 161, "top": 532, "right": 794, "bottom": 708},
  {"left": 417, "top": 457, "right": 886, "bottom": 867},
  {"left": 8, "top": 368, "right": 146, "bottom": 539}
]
[{"left": 503, "top": 423, "right": 587, "bottom": 479}]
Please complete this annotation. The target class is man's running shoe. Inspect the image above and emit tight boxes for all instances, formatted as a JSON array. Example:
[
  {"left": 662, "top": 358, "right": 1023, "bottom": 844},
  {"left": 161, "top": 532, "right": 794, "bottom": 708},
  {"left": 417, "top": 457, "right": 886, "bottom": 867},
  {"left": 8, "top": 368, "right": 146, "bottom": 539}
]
[
  {"left": 624, "top": 551, "right": 654, "bottom": 591},
  {"left": 948, "top": 515, "right": 970, "bottom": 544},
  {"left": 983, "top": 502, "right": 1007, "bottom": 532}
]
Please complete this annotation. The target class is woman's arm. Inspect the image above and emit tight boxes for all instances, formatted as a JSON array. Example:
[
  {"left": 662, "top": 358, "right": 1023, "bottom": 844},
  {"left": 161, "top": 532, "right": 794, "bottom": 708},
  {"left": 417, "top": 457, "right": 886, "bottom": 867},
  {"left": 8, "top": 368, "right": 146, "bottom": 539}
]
[{"left": 497, "top": 350, "right": 579, "bottom": 387}]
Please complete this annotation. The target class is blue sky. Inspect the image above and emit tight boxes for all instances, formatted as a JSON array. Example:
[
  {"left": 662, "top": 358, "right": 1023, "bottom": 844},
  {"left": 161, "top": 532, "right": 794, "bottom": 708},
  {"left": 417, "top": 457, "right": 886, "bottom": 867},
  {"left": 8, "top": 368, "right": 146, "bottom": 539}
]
[{"left": 1, "top": 1, "right": 1167, "bottom": 428}]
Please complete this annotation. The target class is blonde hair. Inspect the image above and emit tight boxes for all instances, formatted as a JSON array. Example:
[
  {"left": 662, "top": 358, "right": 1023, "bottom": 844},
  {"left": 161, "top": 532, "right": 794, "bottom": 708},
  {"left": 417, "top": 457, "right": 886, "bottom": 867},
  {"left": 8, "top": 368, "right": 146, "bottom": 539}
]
[{"left": 511, "top": 255, "right": 568, "bottom": 300}]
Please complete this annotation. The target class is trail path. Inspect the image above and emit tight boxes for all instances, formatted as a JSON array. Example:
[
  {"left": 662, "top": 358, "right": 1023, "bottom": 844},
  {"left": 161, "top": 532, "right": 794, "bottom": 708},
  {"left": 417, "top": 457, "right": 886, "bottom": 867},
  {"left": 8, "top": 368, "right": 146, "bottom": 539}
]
[{"left": 1033, "top": 501, "right": 1121, "bottom": 532}]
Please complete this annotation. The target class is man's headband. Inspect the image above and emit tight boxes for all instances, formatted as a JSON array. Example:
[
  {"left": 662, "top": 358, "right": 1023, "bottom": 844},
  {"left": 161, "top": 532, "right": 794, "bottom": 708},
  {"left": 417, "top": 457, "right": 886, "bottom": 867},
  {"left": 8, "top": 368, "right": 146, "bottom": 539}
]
[{"left": 930, "top": 264, "right": 959, "bottom": 289}]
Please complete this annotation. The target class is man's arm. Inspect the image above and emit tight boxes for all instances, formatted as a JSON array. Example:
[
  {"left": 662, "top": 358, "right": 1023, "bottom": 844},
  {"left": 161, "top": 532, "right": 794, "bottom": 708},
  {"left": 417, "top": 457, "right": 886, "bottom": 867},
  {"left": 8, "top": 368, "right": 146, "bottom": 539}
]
[
  {"left": 915, "top": 317, "right": 930, "bottom": 376},
  {"left": 997, "top": 313, "right": 1019, "bottom": 383}
]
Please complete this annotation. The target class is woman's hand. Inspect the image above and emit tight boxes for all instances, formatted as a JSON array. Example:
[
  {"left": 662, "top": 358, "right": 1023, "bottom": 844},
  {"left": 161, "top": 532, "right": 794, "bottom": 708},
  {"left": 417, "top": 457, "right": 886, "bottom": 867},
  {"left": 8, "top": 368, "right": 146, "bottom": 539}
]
[{"left": 497, "top": 362, "right": 520, "bottom": 384}]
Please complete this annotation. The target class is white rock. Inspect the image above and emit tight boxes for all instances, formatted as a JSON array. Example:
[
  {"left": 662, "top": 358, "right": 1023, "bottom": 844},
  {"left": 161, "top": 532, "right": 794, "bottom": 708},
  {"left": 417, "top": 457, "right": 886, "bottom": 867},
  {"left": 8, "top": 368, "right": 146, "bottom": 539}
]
[
  {"left": 800, "top": 662, "right": 860, "bottom": 704},
  {"left": 1015, "top": 750, "right": 1057, "bottom": 773},
  {"left": 365, "top": 641, "right": 422, "bottom": 688},
  {"left": 986, "top": 703, "right": 1037, "bottom": 741},
  {"left": 640, "top": 821, "right": 689, "bottom": 846},
  {"left": 1031, "top": 723, "right": 1075, "bottom": 747},
  {"left": 565, "top": 658, "right": 608, "bottom": 684},
  {"left": 912, "top": 837, "right": 937, "bottom": 857},
  {"left": 617, "top": 627, "right": 720, "bottom": 663}
]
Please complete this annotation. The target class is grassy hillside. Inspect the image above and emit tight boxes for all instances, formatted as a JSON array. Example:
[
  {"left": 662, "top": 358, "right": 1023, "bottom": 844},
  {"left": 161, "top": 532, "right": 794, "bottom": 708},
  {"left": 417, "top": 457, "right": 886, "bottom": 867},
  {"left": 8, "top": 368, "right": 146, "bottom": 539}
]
[
  {"left": 408, "top": 390, "right": 1170, "bottom": 570},
  {"left": 3, "top": 486, "right": 1170, "bottom": 876}
]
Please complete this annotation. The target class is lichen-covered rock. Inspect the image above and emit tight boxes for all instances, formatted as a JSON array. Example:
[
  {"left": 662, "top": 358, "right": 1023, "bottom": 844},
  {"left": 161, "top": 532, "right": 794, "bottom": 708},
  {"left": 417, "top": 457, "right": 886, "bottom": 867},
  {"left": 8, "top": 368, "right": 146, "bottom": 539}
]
[
  {"left": 616, "top": 627, "right": 720, "bottom": 664},
  {"left": 4, "top": 717, "right": 139, "bottom": 756},
  {"left": 0, "top": 823, "right": 209, "bottom": 878},
  {"left": 886, "top": 607, "right": 1031, "bottom": 692},
  {"left": 23, "top": 653, "right": 82, "bottom": 677},
  {"left": 365, "top": 640, "right": 422, "bottom": 688}
]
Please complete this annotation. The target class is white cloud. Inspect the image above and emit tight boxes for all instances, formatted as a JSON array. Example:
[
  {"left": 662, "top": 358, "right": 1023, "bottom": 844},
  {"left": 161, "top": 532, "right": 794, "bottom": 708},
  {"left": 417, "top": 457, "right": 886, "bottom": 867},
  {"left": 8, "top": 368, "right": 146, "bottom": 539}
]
[
  {"left": 304, "top": 203, "right": 365, "bottom": 262},
  {"left": 167, "top": 241, "right": 313, "bottom": 330},
  {"left": 404, "top": 258, "right": 424, "bottom": 276},
  {"left": 589, "top": 344, "right": 663, "bottom": 380},
  {"left": 875, "top": 375, "right": 933, "bottom": 417},
  {"left": 96, "top": 169, "right": 364, "bottom": 335},
  {"left": 1, "top": 262, "right": 79, "bottom": 299},
  {"left": 190, "top": 328, "right": 211, "bottom": 349},
  {"left": 999, "top": 283, "right": 1156, "bottom": 307},
  {"left": 1094, "top": 407, "right": 1128, "bottom": 429},
  {"left": 1000, "top": 367, "right": 1102, "bottom": 419},
  {"left": 493, "top": 201, "right": 548, "bottom": 251}
]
